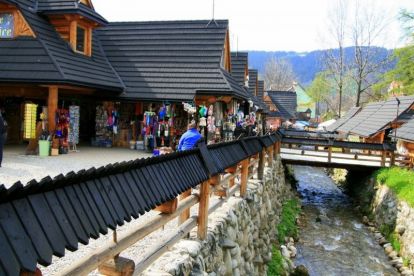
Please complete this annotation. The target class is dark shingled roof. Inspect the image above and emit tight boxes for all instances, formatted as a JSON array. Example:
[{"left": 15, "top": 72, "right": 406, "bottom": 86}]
[
  {"left": 248, "top": 69, "right": 258, "bottom": 96},
  {"left": 351, "top": 96, "right": 414, "bottom": 137},
  {"left": 393, "top": 118, "right": 414, "bottom": 142},
  {"left": 0, "top": 0, "right": 124, "bottom": 91},
  {"left": 257, "top": 80, "right": 264, "bottom": 100},
  {"left": 326, "top": 106, "right": 361, "bottom": 132},
  {"left": 337, "top": 102, "right": 384, "bottom": 134},
  {"left": 230, "top": 52, "right": 248, "bottom": 87},
  {"left": 98, "top": 20, "right": 249, "bottom": 101},
  {"left": 37, "top": 0, "right": 108, "bottom": 25},
  {"left": 267, "top": 91, "right": 297, "bottom": 119}
]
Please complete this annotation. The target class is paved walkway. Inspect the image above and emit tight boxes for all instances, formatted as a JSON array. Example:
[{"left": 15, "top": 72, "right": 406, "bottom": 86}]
[{"left": 0, "top": 145, "right": 152, "bottom": 188}]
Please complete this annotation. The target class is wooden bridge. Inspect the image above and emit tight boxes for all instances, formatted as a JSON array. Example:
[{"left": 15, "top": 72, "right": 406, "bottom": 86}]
[{"left": 278, "top": 130, "right": 397, "bottom": 169}]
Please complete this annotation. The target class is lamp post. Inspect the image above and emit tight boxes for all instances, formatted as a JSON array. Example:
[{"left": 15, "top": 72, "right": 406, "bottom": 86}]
[{"left": 394, "top": 97, "right": 400, "bottom": 143}]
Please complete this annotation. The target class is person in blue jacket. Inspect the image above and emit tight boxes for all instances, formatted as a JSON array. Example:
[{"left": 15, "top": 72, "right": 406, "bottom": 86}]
[{"left": 178, "top": 121, "right": 202, "bottom": 151}]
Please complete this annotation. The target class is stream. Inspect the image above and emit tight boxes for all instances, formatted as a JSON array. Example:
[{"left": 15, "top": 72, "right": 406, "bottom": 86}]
[{"left": 292, "top": 166, "right": 398, "bottom": 276}]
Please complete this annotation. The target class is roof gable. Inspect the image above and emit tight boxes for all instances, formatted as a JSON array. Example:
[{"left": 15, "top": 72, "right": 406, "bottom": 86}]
[
  {"left": 248, "top": 69, "right": 258, "bottom": 96},
  {"left": 267, "top": 91, "right": 297, "bottom": 119},
  {"left": 350, "top": 96, "right": 414, "bottom": 137},
  {"left": 0, "top": 0, "right": 123, "bottom": 91},
  {"left": 394, "top": 118, "right": 414, "bottom": 142},
  {"left": 230, "top": 52, "right": 248, "bottom": 87},
  {"left": 326, "top": 106, "right": 361, "bottom": 132}
]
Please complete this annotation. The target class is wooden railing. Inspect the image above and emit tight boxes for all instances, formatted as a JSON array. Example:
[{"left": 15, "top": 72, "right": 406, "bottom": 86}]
[
  {"left": 60, "top": 143, "right": 281, "bottom": 276},
  {"left": 280, "top": 137, "right": 396, "bottom": 168}
]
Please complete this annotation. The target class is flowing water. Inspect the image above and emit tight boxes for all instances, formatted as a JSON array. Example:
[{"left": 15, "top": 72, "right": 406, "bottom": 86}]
[{"left": 293, "top": 166, "right": 398, "bottom": 276}]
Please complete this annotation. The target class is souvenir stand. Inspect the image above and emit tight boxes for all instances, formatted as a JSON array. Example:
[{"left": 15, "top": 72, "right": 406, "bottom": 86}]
[
  {"left": 94, "top": 102, "right": 119, "bottom": 148},
  {"left": 68, "top": 105, "right": 80, "bottom": 151},
  {"left": 141, "top": 103, "right": 187, "bottom": 154}
]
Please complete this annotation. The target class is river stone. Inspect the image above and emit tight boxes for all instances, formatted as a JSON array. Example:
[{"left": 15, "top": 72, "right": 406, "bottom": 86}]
[
  {"left": 288, "top": 245, "right": 297, "bottom": 258},
  {"left": 390, "top": 257, "right": 403, "bottom": 266},
  {"left": 292, "top": 265, "right": 310, "bottom": 276},
  {"left": 379, "top": 237, "right": 388, "bottom": 245},
  {"left": 281, "top": 245, "right": 291, "bottom": 259},
  {"left": 388, "top": 251, "right": 398, "bottom": 259},
  {"left": 221, "top": 239, "right": 237, "bottom": 249},
  {"left": 384, "top": 246, "right": 393, "bottom": 254},
  {"left": 397, "top": 226, "right": 406, "bottom": 235},
  {"left": 362, "top": 216, "right": 369, "bottom": 225}
]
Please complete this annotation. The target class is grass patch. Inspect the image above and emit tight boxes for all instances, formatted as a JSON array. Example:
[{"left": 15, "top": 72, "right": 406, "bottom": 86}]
[
  {"left": 268, "top": 246, "right": 284, "bottom": 275},
  {"left": 375, "top": 167, "right": 414, "bottom": 207},
  {"left": 379, "top": 224, "right": 401, "bottom": 253},
  {"left": 277, "top": 199, "right": 301, "bottom": 244}
]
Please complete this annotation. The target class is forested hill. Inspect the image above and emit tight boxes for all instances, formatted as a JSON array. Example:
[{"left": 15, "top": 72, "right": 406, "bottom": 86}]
[{"left": 248, "top": 47, "right": 391, "bottom": 86}]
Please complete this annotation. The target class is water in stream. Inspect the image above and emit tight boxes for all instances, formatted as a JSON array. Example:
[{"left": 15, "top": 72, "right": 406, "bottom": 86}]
[{"left": 293, "top": 166, "right": 398, "bottom": 276}]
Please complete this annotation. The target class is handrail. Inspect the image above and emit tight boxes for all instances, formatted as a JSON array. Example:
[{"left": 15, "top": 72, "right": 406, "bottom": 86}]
[{"left": 0, "top": 135, "right": 282, "bottom": 276}]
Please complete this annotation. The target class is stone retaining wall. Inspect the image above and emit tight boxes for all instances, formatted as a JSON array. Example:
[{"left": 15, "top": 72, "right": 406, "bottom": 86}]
[
  {"left": 142, "top": 156, "right": 293, "bottom": 275},
  {"left": 370, "top": 183, "right": 414, "bottom": 260}
]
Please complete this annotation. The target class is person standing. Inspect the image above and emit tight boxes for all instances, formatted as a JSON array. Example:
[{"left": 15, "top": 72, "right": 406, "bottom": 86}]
[
  {"left": 0, "top": 112, "right": 6, "bottom": 167},
  {"left": 177, "top": 121, "right": 202, "bottom": 151}
]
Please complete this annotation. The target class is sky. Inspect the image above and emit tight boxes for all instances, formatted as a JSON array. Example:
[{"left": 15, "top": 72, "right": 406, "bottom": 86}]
[{"left": 93, "top": 0, "right": 414, "bottom": 52}]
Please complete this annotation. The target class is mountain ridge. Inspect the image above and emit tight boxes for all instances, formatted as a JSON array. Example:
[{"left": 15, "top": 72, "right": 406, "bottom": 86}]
[{"left": 247, "top": 47, "right": 391, "bottom": 86}]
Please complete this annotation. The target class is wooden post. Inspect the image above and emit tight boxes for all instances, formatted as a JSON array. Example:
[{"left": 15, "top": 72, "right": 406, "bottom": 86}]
[
  {"left": 240, "top": 159, "right": 249, "bottom": 197},
  {"left": 226, "top": 166, "right": 237, "bottom": 188},
  {"left": 197, "top": 181, "right": 210, "bottom": 240},
  {"left": 69, "top": 20, "right": 77, "bottom": 50},
  {"left": 391, "top": 151, "right": 395, "bottom": 166},
  {"left": 178, "top": 189, "right": 192, "bottom": 225},
  {"left": 381, "top": 151, "right": 386, "bottom": 167},
  {"left": 258, "top": 149, "right": 266, "bottom": 180},
  {"left": 98, "top": 257, "right": 135, "bottom": 276},
  {"left": 267, "top": 146, "right": 274, "bottom": 166},
  {"left": 20, "top": 268, "right": 42, "bottom": 276},
  {"left": 328, "top": 147, "right": 332, "bottom": 163},
  {"left": 48, "top": 86, "right": 58, "bottom": 133}
]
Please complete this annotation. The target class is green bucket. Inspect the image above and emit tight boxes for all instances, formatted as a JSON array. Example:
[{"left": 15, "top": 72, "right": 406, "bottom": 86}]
[{"left": 39, "top": 140, "right": 50, "bottom": 157}]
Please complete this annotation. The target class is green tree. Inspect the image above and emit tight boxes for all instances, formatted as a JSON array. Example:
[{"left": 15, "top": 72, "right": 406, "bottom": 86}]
[{"left": 374, "top": 11, "right": 414, "bottom": 97}]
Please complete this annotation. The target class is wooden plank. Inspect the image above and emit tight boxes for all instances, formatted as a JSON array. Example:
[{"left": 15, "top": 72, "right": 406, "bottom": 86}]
[
  {"left": 178, "top": 189, "right": 192, "bottom": 225},
  {"left": 47, "top": 86, "right": 58, "bottom": 132},
  {"left": 197, "top": 181, "right": 210, "bottom": 240},
  {"left": 240, "top": 159, "right": 249, "bottom": 198},
  {"left": 381, "top": 151, "right": 386, "bottom": 167}
]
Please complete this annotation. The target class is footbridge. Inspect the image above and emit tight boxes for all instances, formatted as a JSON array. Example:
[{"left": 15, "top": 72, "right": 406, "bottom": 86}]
[{"left": 278, "top": 130, "right": 397, "bottom": 170}]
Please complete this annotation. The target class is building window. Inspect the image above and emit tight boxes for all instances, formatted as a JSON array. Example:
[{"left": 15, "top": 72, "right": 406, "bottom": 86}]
[
  {"left": 76, "top": 26, "right": 86, "bottom": 53},
  {"left": 0, "top": 13, "right": 14, "bottom": 38}
]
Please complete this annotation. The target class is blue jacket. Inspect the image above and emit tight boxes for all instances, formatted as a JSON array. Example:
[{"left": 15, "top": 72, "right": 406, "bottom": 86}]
[{"left": 178, "top": 128, "right": 202, "bottom": 151}]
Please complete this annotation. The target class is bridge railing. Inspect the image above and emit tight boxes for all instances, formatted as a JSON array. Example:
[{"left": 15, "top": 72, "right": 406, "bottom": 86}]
[
  {"left": 0, "top": 134, "right": 282, "bottom": 276},
  {"left": 280, "top": 136, "right": 396, "bottom": 167}
]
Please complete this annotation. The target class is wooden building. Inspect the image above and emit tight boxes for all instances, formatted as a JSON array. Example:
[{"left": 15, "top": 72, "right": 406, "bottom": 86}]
[
  {"left": 0, "top": 0, "right": 253, "bottom": 150},
  {"left": 264, "top": 90, "right": 298, "bottom": 129},
  {"left": 392, "top": 118, "right": 414, "bottom": 167},
  {"left": 336, "top": 96, "right": 414, "bottom": 143}
]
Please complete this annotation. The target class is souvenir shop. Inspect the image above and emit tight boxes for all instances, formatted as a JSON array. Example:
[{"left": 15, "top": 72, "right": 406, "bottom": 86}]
[
  {"left": 93, "top": 101, "right": 189, "bottom": 153},
  {"left": 193, "top": 97, "right": 258, "bottom": 144}
]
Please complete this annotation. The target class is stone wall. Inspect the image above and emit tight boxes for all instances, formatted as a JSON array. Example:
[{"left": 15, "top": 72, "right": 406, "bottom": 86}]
[
  {"left": 349, "top": 172, "right": 414, "bottom": 270},
  {"left": 371, "top": 184, "right": 414, "bottom": 259},
  {"left": 142, "top": 156, "right": 293, "bottom": 276}
]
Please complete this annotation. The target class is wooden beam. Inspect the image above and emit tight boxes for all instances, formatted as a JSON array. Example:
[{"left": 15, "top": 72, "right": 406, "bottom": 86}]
[
  {"left": 178, "top": 189, "right": 192, "bottom": 225},
  {"left": 98, "top": 257, "right": 135, "bottom": 276},
  {"left": 381, "top": 151, "right": 386, "bottom": 167},
  {"left": 197, "top": 181, "right": 210, "bottom": 240},
  {"left": 69, "top": 20, "right": 77, "bottom": 51},
  {"left": 47, "top": 86, "right": 58, "bottom": 133},
  {"left": 155, "top": 198, "right": 178, "bottom": 214},
  {"left": 240, "top": 159, "right": 249, "bottom": 197},
  {"left": 328, "top": 146, "right": 332, "bottom": 163}
]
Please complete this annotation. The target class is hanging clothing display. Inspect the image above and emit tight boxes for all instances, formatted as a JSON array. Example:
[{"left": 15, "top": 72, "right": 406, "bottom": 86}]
[
  {"left": 68, "top": 105, "right": 80, "bottom": 145},
  {"left": 24, "top": 103, "right": 37, "bottom": 139}
]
